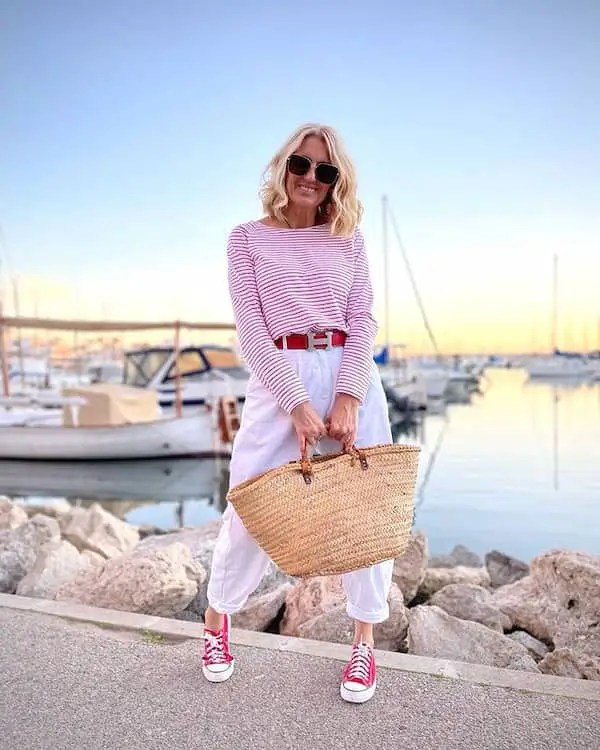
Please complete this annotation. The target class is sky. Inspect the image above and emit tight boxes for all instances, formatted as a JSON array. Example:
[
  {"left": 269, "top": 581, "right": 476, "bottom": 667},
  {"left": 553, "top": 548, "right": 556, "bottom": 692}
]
[{"left": 1, "top": 0, "right": 599, "bottom": 354}]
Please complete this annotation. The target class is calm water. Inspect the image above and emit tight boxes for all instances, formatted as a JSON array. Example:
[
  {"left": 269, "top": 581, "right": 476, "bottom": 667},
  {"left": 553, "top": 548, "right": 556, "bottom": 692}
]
[{"left": 2, "top": 369, "right": 599, "bottom": 562}]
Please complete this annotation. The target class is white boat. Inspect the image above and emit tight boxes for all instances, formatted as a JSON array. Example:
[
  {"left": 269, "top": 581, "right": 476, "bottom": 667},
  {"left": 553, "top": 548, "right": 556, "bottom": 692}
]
[
  {"left": 526, "top": 356, "right": 596, "bottom": 379},
  {"left": 0, "top": 411, "right": 228, "bottom": 461},
  {"left": 409, "top": 364, "right": 449, "bottom": 400},
  {"left": 122, "top": 343, "right": 249, "bottom": 409},
  {"left": 378, "top": 362, "right": 428, "bottom": 410},
  {"left": 0, "top": 379, "right": 239, "bottom": 461}
]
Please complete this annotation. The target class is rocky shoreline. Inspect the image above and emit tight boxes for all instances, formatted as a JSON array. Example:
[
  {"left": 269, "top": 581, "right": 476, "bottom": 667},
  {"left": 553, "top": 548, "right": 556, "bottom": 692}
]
[{"left": 1, "top": 497, "right": 599, "bottom": 681}]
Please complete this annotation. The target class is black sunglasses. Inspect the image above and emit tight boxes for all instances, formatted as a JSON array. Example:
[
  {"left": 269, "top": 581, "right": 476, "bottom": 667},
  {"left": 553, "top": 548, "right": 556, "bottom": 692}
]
[{"left": 287, "top": 154, "right": 339, "bottom": 186}]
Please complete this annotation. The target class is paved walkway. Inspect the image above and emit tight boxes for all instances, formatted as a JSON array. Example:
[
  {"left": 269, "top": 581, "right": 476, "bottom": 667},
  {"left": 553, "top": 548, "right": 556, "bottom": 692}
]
[{"left": 0, "top": 605, "right": 599, "bottom": 750}]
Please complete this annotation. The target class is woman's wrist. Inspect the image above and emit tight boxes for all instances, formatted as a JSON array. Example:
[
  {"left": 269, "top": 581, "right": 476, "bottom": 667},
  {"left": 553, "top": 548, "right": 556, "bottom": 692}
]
[{"left": 335, "top": 392, "right": 360, "bottom": 405}]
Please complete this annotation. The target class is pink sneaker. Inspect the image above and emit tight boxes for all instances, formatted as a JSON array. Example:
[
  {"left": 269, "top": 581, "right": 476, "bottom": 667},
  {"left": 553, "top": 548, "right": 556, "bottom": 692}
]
[
  {"left": 202, "top": 614, "right": 234, "bottom": 683},
  {"left": 340, "top": 641, "right": 376, "bottom": 703}
]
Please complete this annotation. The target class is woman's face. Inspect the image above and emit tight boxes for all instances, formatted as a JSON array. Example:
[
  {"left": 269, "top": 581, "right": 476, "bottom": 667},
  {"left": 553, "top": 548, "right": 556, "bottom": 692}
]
[{"left": 285, "top": 135, "right": 335, "bottom": 211}]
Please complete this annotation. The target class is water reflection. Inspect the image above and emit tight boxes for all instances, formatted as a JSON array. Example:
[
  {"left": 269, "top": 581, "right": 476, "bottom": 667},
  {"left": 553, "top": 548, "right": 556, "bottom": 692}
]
[
  {"left": 3, "top": 457, "right": 231, "bottom": 529},
  {"left": 2, "top": 369, "right": 599, "bottom": 558}
]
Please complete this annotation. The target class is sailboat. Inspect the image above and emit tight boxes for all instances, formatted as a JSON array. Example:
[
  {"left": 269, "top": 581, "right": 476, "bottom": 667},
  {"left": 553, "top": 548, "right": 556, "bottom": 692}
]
[
  {"left": 378, "top": 196, "right": 482, "bottom": 401},
  {"left": 526, "top": 256, "right": 596, "bottom": 379}
]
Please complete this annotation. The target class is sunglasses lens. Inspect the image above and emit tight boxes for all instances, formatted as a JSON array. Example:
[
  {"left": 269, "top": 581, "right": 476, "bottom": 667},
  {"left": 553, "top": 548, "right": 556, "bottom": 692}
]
[
  {"left": 287, "top": 154, "right": 311, "bottom": 176},
  {"left": 315, "top": 163, "right": 339, "bottom": 185}
]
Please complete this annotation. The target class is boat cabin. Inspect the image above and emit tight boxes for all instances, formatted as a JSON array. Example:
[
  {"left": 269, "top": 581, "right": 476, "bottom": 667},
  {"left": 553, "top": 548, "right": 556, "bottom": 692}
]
[{"left": 123, "top": 344, "right": 249, "bottom": 409}]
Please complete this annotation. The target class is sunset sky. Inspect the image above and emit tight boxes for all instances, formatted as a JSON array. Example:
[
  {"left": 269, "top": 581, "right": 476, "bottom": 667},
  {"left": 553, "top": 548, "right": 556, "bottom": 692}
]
[{"left": 1, "top": 1, "right": 599, "bottom": 355}]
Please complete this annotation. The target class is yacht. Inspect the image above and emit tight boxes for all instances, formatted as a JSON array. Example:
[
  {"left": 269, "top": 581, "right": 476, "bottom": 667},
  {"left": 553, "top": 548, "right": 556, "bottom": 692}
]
[{"left": 122, "top": 343, "right": 249, "bottom": 410}]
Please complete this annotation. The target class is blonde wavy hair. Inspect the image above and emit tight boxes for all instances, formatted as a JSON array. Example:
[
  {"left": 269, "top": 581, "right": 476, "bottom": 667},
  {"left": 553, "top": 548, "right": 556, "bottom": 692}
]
[{"left": 260, "top": 123, "right": 363, "bottom": 237}]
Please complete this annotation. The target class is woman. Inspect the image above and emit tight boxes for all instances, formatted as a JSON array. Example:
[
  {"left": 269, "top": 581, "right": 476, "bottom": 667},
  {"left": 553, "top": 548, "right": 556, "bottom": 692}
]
[{"left": 202, "top": 123, "right": 393, "bottom": 704}]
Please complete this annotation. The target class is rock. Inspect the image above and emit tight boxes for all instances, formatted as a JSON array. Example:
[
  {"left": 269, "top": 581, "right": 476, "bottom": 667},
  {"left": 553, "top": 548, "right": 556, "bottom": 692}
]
[
  {"left": 137, "top": 524, "right": 170, "bottom": 539},
  {"left": 22, "top": 499, "right": 72, "bottom": 519},
  {"left": 429, "top": 584, "right": 511, "bottom": 633},
  {"left": 135, "top": 521, "right": 222, "bottom": 571},
  {"left": 149, "top": 521, "right": 295, "bottom": 621},
  {"left": 507, "top": 631, "right": 549, "bottom": 662},
  {"left": 231, "top": 582, "right": 293, "bottom": 631},
  {"left": 280, "top": 576, "right": 346, "bottom": 636},
  {"left": 0, "top": 515, "right": 61, "bottom": 593},
  {"left": 192, "top": 560, "right": 294, "bottom": 622},
  {"left": 492, "top": 549, "right": 600, "bottom": 671},
  {"left": 16, "top": 540, "right": 91, "bottom": 599},
  {"left": 485, "top": 550, "right": 529, "bottom": 588},
  {"left": 296, "top": 583, "right": 409, "bottom": 651},
  {"left": 393, "top": 531, "right": 427, "bottom": 604},
  {"left": 55, "top": 542, "right": 205, "bottom": 617},
  {"left": 539, "top": 648, "right": 600, "bottom": 681},
  {"left": 0, "top": 498, "right": 28, "bottom": 531},
  {"left": 428, "top": 544, "right": 482, "bottom": 568},
  {"left": 82, "top": 550, "right": 106, "bottom": 565},
  {"left": 418, "top": 566, "right": 491, "bottom": 599},
  {"left": 407, "top": 605, "right": 539, "bottom": 672},
  {"left": 60, "top": 503, "right": 139, "bottom": 559}
]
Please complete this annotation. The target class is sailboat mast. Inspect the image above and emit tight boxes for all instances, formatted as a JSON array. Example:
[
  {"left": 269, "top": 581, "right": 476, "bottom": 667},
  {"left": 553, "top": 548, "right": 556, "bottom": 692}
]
[
  {"left": 551, "top": 254, "right": 558, "bottom": 353},
  {"left": 12, "top": 276, "right": 25, "bottom": 388},
  {"left": 382, "top": 194, "right": 390, "bottom": 358},
  {"left": 387, "top": 202, "right": 442, "bottom": 360}
]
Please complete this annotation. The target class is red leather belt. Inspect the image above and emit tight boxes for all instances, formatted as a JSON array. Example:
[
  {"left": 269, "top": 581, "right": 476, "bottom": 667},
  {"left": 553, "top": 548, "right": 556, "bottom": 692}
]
[{"left": 274, "top": 330, "right": 346, "bottom": 351}]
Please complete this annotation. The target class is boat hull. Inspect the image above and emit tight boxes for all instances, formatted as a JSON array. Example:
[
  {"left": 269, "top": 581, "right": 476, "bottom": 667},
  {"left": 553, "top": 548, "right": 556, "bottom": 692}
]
[{"left": 0, "top": 413, "right": 227, "bottom": 461}]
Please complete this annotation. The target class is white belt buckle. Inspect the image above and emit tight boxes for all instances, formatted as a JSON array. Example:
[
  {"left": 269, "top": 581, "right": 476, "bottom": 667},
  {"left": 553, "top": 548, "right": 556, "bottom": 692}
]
[{"left": 307, "top": 330, "right": 334, "bottom": 351}]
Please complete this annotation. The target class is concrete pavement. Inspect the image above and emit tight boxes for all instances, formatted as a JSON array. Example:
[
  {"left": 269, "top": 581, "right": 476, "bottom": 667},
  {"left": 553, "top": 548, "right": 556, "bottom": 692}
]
[{"left": 0, "top": 598, "right": 599, "bottom": 750}]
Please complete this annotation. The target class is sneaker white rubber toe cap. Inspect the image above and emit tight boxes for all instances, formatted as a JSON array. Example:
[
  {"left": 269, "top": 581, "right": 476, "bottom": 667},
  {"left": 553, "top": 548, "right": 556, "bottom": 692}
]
[
  {"left": 202, "top": 660, "right": 235, "bottom": 683},
  {"left": 340, "top": 678, "right": 376, "bottom": 704}
]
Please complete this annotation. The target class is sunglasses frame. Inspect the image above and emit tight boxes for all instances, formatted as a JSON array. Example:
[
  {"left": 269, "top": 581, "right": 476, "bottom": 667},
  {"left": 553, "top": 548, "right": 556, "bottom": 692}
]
[{"left": 286, "top": 154, "right": 339, "bottom": 186}]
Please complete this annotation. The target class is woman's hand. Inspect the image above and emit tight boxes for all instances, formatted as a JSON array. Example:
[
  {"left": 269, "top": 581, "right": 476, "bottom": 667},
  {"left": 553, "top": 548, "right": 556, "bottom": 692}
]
[
  {"left": 291, "top": 402, "right": 327, "bottom": 456},
  {"left": 325, "top": 394, "right": 359, "bottom": 451}
]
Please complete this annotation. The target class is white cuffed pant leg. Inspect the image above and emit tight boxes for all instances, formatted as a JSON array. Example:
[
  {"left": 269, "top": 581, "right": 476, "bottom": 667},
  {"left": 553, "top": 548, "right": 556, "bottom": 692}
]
[{"left": 207, "top": 347, "right": 395, "bottom": 623}]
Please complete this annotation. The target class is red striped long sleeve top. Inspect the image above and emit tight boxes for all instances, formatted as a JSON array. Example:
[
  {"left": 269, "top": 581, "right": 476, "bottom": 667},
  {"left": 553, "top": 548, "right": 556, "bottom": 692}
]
[{"left": 227, "top": 220, "right": 378, "bottom": 414}]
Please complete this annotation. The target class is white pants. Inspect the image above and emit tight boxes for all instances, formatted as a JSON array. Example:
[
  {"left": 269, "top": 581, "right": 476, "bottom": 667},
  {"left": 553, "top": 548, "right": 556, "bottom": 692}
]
[{"left": 207, "top": 346, "right": 394, "bottom": 624}]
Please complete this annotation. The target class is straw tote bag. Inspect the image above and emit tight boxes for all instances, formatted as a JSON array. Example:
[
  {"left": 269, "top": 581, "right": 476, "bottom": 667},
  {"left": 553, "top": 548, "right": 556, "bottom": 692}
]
[{"left": 226, "top": 442, "right": 421, "bottom": 578}]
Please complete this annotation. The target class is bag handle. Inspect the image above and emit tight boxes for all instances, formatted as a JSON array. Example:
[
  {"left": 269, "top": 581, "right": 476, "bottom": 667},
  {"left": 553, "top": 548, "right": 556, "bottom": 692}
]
[{"left": 300, "top": 445, "right": 368, "bottom": 484}]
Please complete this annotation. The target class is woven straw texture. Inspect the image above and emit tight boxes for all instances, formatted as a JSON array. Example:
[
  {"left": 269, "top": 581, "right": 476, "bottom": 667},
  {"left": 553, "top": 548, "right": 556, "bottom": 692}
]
[{"left": 227, "top": 443, "right": 421, "bottom": 578}]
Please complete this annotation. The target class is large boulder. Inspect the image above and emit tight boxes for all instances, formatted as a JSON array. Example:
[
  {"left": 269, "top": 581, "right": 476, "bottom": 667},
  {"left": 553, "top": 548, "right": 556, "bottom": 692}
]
[
  {"left": 55, "top": 542, "right": 205, "bottom": 617},
  {"left": 134, "top": 520, "right": 222, "bottom": 563},
  {"left": 492, "top": 549, "right": 600, "bottom": 676},
  {"left": 231, "top": 582, "right": 293, "bottom": 631},
  {"left": 507, "top": 631, "right": 549, "bottom": 662},
  {"left": 59, "top": 503, "right": 139, "bottom": 559},
  {"left": 16, "top": 539, "right": 93, "bottom": 599},
  {"left": 428, "top": 544, "right": 482, "bottom": 568},
  {"left": 0, "top": 498, "right": 28, "bottom": 531},
  {"left": 137, "top": 521, "right": 221, "bottom": 616},
  {"left": 485, "top": 550, "right": 529, "bottom": 588},
  {"left": 418, "top": 566, "right": 491, "bottom": 599},
  {"left": 22, "top": 499, "right": 72, "bottom": 519},
  {"left": 429, "top": 583, "right": 511, "bottom": 632},
  {"left": 295, "top": 582, "right": 408, "bottom": 651},
  {"left": 408, "top": 605, "right": 539, "bottom": 672},
  {"left": 538, "top": 648, "right": 600, "bottom": 681},
  {"left": 137, "top": 521, "right": 294, "bottom": 622},
  {"left": 280, "top": 576, "right": 346, "bottom": 636},
  {"left": 392, "top": 531, "right": 427, "bottom": 604},
  {"left": 0, "top": 515, "right": 61, "bottom": 593}
]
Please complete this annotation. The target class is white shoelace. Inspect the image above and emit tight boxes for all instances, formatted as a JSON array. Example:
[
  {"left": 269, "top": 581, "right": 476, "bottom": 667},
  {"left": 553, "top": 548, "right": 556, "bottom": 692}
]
[
  {"left": 347, "top": 643, "right": 372, "bottom": 681},
  {"left": 204, "top": 632, "right": 228, "bottom": 664}
]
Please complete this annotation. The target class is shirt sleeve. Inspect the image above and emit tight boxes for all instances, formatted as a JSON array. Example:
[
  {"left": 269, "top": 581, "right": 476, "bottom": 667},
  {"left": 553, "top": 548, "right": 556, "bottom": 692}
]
[
  {"left": 335, "top": 228, "right": 378, "bottom": 403},
  {"left": 227, "top": 225, "right": 310, "bottom": 414}
]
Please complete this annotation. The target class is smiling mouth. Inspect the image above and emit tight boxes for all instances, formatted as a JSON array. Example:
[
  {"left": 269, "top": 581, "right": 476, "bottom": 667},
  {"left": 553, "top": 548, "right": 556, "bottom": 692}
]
[{"left": 298, "top": 185, "right": 317, "bottom": 194}]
